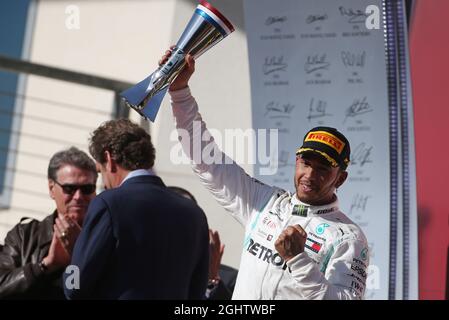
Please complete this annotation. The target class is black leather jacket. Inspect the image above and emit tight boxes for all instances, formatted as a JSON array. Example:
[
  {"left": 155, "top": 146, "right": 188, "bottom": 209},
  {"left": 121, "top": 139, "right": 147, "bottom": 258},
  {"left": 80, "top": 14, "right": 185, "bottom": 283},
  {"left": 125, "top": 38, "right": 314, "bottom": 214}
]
[{"left": 0, "top": 212, "right": 65, "bottom": 299}]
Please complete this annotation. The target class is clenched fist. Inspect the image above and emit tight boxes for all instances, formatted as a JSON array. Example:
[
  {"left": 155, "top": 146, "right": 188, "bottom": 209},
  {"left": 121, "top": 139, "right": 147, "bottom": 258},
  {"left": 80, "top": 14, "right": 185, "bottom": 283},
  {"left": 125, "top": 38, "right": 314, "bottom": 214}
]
[
  {"left": 275, "top": 224, "right": 307, "bottom": 262},
  {"left": 159, "top": 46, "right": 195, "bottom": 92}
]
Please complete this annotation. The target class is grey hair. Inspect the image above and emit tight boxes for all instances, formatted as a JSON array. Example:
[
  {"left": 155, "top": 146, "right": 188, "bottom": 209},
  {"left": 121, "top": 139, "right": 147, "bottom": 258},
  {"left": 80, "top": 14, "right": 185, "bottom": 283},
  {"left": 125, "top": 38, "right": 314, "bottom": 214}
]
[{"left": 47, "top": 147, "right": 97, "bottom": 181}]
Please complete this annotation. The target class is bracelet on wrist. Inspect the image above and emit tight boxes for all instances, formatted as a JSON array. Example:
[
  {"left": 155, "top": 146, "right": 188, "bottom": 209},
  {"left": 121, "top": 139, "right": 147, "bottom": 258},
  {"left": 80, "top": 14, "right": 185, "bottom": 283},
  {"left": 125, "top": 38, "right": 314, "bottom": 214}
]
[
  {"left": 38, "top": 259, "right": 49, "bottom": 272},
  {"left": 207, "top": 277, "right": 220, "bottom": 289}
]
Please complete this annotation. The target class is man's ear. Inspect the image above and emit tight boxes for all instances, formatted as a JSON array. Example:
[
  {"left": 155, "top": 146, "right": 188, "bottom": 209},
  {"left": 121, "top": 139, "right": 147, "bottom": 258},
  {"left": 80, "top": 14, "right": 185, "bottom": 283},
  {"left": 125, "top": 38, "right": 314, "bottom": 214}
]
[
  {"left": 336, "top": 170, "right": 348, "bottom": 189},
  {"left": 48, "top": 180, "right": 56, "bottom": 200},
  {"left": 105, "top": 151, "right": 117, "bottom": 173}
]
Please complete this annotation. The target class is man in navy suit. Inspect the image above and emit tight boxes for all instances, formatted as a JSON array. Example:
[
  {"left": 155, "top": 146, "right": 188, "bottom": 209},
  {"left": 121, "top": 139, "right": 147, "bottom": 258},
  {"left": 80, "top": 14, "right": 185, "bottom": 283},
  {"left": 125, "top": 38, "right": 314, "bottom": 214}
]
[{"left": 64, "top": 119, "right": 209, "bottom": 299}]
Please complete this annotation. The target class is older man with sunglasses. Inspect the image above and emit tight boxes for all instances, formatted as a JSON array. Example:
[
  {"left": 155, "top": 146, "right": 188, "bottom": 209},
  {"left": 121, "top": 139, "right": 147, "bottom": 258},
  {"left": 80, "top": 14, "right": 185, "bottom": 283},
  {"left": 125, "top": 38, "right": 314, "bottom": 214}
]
[{"left": 0, "top": 147, "right": 97, "bottom": 299}]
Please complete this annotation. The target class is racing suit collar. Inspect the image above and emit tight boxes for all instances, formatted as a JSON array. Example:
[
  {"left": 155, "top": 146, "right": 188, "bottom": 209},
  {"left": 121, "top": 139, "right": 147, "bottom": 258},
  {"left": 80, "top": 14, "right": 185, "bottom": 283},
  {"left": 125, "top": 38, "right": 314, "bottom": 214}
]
[{"left": 291, "top": 194, "right": 339, "bottom": 217}]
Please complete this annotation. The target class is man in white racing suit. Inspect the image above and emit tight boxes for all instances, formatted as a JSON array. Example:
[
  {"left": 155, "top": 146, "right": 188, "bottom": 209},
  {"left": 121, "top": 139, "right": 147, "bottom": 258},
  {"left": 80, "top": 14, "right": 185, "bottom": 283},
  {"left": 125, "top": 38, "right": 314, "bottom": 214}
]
[{"left": 165, "top": 53, "right": 369, "bottom": 300}]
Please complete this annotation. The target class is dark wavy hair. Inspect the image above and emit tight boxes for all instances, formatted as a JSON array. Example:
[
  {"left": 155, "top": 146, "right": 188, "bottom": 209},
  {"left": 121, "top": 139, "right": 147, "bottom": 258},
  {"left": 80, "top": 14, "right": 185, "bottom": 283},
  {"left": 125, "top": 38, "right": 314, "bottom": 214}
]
[
  {"left": 89, "top": 119, "right": 155, "bottom": 170},
  {"left": 48, "top": 146, "right": 97, "bottom": 181}
]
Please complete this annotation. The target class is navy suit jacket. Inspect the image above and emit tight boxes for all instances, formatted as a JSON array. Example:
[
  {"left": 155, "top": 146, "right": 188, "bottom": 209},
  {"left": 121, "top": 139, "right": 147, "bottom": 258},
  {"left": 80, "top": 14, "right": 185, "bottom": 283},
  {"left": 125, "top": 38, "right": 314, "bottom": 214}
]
[{"left": 64, "top": 175, "right": 209, "bottom": 299}]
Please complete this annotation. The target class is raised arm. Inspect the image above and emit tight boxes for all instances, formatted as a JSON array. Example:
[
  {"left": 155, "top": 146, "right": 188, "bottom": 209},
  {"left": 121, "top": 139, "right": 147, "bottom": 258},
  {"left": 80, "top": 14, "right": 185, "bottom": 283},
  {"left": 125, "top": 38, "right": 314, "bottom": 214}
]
[{"left": 166, "top": 54, "right": 278, "bottom": 226}]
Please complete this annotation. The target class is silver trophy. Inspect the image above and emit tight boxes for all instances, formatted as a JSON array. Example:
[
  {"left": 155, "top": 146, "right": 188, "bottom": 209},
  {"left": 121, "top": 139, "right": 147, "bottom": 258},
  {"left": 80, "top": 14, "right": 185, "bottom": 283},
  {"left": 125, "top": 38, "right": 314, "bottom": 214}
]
[{"left": 120, "top": 0, "right": 234, "bottom": 121}]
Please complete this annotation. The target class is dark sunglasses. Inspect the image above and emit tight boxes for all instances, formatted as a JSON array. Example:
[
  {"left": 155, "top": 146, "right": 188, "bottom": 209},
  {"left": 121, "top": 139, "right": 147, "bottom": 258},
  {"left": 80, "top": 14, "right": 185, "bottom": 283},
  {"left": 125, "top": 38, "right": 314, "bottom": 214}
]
[{"left": 54, "top": 180, "right": 96, "bottom": 195}]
